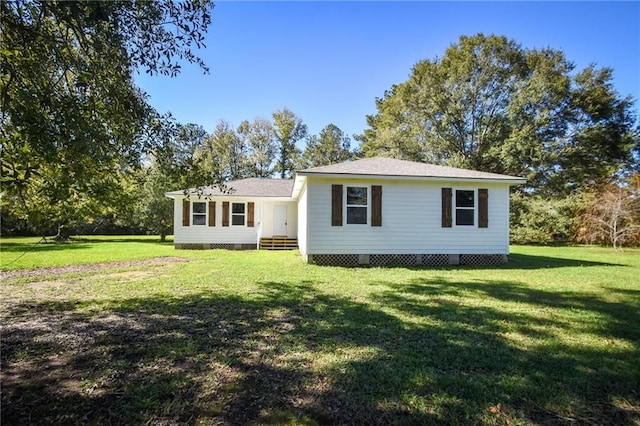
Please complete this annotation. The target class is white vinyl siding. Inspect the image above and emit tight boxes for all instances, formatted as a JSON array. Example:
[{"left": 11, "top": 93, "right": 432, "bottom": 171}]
[
  {"left": 261, "top": 200, "right": 298, "bottom": 238},
  {"left": 174, "top": 197, "right": 258, "bottom": 245},
  {"left": 305, "top": 177, "right": 510, "bottom": 255},
  {"left": 174, "top": 197, "right": 297, "bottom": 245},
  {"left": 297, "top": 183, "right": 308, "bottom": 255}
]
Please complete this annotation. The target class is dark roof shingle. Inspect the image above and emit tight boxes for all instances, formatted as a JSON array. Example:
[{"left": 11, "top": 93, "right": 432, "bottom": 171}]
[
  {"left": 167, "top": 178, "right": 293, "bottom": 197},
  {"left": 297, "top": 157, "right": 524, "bottom": 181}
]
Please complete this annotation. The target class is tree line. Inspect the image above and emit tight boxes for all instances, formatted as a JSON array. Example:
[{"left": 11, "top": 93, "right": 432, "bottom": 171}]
[
  {"left": 136, "top": 110, "right": 354, "bottom": 240},
  {"left": 198, "top": 108, "right": 353, "bottom": 182},
  {"left": 1, "top": 1, "right": 637, "bottom": 247},
  {"left": 358, "top": 34, "right": 638, "bottom": 196},
  {"left": 357, "top": 34, "right": 639, "bottom": 248}
]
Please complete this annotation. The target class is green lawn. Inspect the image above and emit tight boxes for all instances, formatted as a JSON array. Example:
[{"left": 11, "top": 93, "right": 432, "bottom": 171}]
[
  {"left": 0, "top": 235, "right": 177, "bottom": 270},
  {"left": 1, "top": 236, "right": 639, "bottom": 425}
]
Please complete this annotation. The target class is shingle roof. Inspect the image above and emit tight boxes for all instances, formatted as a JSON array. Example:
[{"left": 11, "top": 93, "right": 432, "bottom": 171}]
[
  {"left": 166, "top": 178, "right": 293, "bottom": 198},
  {"left": 297, "top": 157, "right": 525, "bottom": 181},
  {"left": 167, "top": 158, "right": 525, "bottom": 199}
]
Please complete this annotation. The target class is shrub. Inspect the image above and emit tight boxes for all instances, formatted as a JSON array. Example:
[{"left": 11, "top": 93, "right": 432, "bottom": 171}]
[{"left": 510, "top": 192, "right": 589, "bottom": 245}]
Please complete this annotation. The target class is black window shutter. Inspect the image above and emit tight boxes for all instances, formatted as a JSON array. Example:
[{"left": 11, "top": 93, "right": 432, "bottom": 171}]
[
  {"left": 247, "top": 202, "right": 255, "bottom": 227},
  {"left": 182, "top": 199, "right": 190, "bottom": 227},
  {"left": 222, "top": 202, "right": 230, "bottom": 227},
  {"left": 208, "top": 201, "right": 216, "bottom": 227},
  {"left": 442, "top": 188, "right": 452, "bottom": 228},
  {"left": 478, "top": 189, "right": 488, "bottom": 228},
  {"left": 371, "top": 185, "right": 382, "bottom": 227},
  {"left": 331, "top": 185, "right": 343, "bottom": 226}
]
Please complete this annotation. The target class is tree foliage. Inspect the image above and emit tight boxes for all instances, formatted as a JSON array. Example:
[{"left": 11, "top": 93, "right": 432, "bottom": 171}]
[
  {"left": 238, "top": 117, "right": 277, "bottom": 178},
  {"left": 1, "top": 0, "right": 214, "bottom": 235},
  {"left": 136, "top": 163, "right": 175, "bottom": 242},
  {"left": 196, "top": 119, "right": 248, "bottom": 183},
  {"left": 302, "top": 123, "right": 353, "bottom": 168},
  {"left": 272, "top": 107, "right": 307, "bottom": 178},
  {"left": 136, "top": 122, "right": 207, "bottom": 241},
  {"left": 547, "top": 66, "right": 639, "bottom": 194},
  {"left": 359, "top": 34, "right": 638, "bottom": 195},
  {"left": 509, "top": 192, "right": 587, "bottom": 245}
]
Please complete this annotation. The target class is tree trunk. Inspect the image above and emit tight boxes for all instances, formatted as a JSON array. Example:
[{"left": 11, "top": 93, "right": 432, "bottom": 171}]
[
  {"left": 160, "top": 231, "right": 167, "bottom": 242},
  {"left": 54, "top": 224, "right": 72, "bottom": 241}
]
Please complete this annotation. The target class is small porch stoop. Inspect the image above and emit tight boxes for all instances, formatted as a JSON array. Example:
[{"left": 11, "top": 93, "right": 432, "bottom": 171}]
[{"left": 259, "top": 236, "right": 298, "bottom": 250}]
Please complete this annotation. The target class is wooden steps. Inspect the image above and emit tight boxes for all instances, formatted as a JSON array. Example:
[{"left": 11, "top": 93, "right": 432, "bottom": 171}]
[{"left": 260, "top": 236, "right": 298, "bottom": 250}]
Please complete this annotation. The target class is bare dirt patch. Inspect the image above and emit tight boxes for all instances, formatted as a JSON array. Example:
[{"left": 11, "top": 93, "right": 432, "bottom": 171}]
[
  {"left": 99, "top": 270, "right": 154, "bottom": 280},
  {"left": 1, "top": 256, "right": 189, "bottom": 281}
]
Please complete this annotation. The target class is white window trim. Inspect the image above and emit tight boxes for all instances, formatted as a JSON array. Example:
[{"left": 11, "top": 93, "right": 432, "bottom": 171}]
[
  {"left": 453, "top": 187, "right": 477, "bottom": 228},
  {"left": 231, "top": 202, "right": 246, "bottom": 227},
  {"left": 344, "top": 185, "right": 370, "bottom": 226},
  {"left": 192, "top": 201, "right": 208, "bottom": 226}
]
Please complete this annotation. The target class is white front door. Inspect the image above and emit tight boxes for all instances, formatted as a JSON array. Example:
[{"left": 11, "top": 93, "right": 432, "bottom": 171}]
[{"left": 273, "top": 205, "right": 288, "bottom": 236}]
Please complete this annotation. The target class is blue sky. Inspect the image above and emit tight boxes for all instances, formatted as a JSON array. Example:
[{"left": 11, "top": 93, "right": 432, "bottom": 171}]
[{"left": 134, "top": 1, "right": 640, "bottom": 145}]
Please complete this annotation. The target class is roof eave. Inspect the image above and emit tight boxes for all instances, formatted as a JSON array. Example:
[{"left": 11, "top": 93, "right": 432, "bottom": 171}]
[{"left": 291, "top": 174, "right": 307, "bottom": 199}]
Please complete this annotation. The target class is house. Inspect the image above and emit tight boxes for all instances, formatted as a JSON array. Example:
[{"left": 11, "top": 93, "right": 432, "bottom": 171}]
[{"left": 166, "top": 157, "right": 526, "bottom": 266}]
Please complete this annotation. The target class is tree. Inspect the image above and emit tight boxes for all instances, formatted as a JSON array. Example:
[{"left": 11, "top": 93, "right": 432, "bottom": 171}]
[
  {"left": 361, "top": 34, "right": 532, "bottom": 171},
  {"left": 238, "top": 117, "right": 276, "bottom": 178},
  {"left": 359, "top": 34, "right": 638, "bottom": 195},
  {"left": 509, "top": 192, "right": 586, "bottom": 245},
  {"left": 356, "top": 85, "right": 426, "bottom": 162},
  {"left": 135, "top": 122, "right": 208, "bottom": 241},
  {"left": 0, "top": 156, "right": 138, "bottom": 238},
  {"left": 153, "top": 122, "right": 208, "bottom": 187},
  {"left": 577, "top": 182, "right": 640, "bottom": 250},
  {"left": 1, "top": 0, "right": 214, "bottom": 237},
  {"left": 173, "top": 123, "right": 209, "bottom": 167},
  {"left": 545, "top": 66, "right": 638, "bottom": 195},
  {"left": 272, "top": 107, "right": 307, "bottom": 178},
  {"left": 196, "top": 119, "right": 248, "bottom": 183},
  {"left": 136, "top": 159, "right": 176, "bottom": 243},
  {"left": 303, "top": 124, "right": 353, "bottom": 168}
]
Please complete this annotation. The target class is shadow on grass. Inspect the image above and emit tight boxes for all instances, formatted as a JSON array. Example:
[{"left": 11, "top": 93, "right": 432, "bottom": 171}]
[
  {"left": 0, "top": 237, "right": 173, "bottom": 254},
  {"left": 69, "top": 237, "right": 174, "bottom": 244},
  {"left": 314, "top": 253, "right": 625, "bottom": 270},
  {"left": 2, "top": 279, "right": 639, "bottom": 425},
  {"left": 504, "top": 253, "right": 624, "bottom": 269},
  {"left": 0, "top": 240, "right": 88, "bottom": 254}
]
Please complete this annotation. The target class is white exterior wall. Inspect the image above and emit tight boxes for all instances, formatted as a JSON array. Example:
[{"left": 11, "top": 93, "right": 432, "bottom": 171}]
[
  {"left": 305, "top": 177, "right": 511, "bottom": 255},
  {"left": 260, "top": 200, "right": 298, "bottom": 238},
  {"left": 173, "top": 196, "right": 260, "bottom": 245},
  {"left": 297, "top": 183, "right": 308, "bottom": 255}
]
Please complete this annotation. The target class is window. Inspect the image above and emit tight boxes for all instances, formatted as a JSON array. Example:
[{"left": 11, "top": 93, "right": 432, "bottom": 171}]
[
  {"left": 192, "top": 202, "right": 206, "bottom": 225},
  {"left": 331, "top": 185, "right": 381, "bottom": 227},
  {"left": 455, "top": 190, "right": 475, "bottom": 226},
  {"left": 231, "top": 202, "right": 245, "bottom": 225},
  {"left": 346, "top": 186, "right": 368, "bottom": 224}
]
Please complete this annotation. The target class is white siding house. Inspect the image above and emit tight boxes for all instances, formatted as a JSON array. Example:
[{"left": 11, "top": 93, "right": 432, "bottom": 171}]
[
  {"left": 167, "top": 178, "right": 296, "bottom": 250},
  {"left": 167, "top": 158, "right": 525, "bottom": 266}
]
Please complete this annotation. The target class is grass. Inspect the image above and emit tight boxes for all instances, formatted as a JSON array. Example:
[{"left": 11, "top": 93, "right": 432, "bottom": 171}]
[
  {"left": 1, "top": 236, "right": 639, "bottom": 425},
  {"left": 0, "top": 235, "right": 176, "bottom": 270}
]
